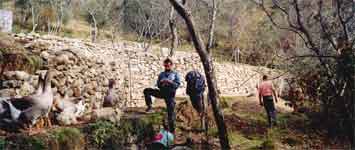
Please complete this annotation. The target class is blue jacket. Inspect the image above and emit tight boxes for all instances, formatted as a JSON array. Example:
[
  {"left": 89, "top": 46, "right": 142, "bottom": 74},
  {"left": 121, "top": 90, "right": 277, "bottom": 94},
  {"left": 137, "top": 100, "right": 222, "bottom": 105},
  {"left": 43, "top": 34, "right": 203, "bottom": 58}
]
[{"left": 157, "top": 70, "right": 180, "bottom": 90}]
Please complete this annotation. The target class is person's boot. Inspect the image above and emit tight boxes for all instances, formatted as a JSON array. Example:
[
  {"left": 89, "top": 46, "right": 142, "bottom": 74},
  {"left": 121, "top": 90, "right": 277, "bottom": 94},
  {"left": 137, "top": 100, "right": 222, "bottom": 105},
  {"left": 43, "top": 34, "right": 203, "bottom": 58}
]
[
  {"left": 273, "top": 120, "right": 278, "bottom": 126},
  {"left": 146, "top": 106, "right": 153, "bottom": 113},
  {"left": 268, "top": 117, "right": 272, "bottom": 128},
  {"left": 268, "top": 123, "right": 273, "bottom": 128}
]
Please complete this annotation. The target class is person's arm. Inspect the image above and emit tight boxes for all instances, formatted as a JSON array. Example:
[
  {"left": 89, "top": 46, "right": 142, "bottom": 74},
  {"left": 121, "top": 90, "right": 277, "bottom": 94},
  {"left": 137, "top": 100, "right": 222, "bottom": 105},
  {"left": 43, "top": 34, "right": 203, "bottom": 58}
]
[
  {"left": 258, "top": 85, "right": 263, "bottom": 106},
  {"left": 171, "top": 72, "right": 181, "bottom": 89},
  {"left": 272, "top": 84, "right": 278, "bottom": 103},
  {"left": 185, "top": 74, "right": 189, "bottom": 95},
  {"left": 259, "top": 94, "right": 263, "bottom": 106},
  {"left": 157, "top": 73, "right": 163, "bottom": 88}
]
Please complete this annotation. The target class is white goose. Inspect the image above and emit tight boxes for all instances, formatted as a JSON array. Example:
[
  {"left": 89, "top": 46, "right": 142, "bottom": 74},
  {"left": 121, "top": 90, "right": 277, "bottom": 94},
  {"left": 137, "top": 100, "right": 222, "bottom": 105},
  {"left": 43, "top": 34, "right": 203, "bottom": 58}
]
[{"left": 53, "top": 93, "right": 87, "bottom": 125}]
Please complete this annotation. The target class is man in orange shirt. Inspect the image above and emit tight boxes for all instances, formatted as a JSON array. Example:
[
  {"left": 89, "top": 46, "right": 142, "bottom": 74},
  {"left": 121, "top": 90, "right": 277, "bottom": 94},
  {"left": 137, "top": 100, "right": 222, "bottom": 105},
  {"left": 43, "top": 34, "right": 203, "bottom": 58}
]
[{"left": 258, "top": 75, "right": 278, "bottom": 127}]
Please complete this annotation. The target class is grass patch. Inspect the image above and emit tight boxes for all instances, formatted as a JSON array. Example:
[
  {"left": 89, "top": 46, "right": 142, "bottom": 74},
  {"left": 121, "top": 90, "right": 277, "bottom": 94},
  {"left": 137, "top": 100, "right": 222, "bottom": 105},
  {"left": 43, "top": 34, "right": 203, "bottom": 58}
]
[
  {"left": 229, "top": 131, "right": 264, "bottom": 149},
  {"left": 261, "top": 138, "right": 276, "bottom": 150},
  {"left": 88, "top": 118, "right": 156, "bottom": 149},
  {"left": 6, "top": 136, "right": 47, "bottom": 150},
  {"left": 26, "top": 137, "right": 47, "bottom": 150},
  {"left": 143, "top": 111, "right": 165, "bottom": 126},
  {"left": 0, "top": 33, "right": 44, "bottom": 73},
  {"left": 207, "top": 127, "right": 219, "bottom": 137},
  {"left": 219, "top": 96, "right": 237, "bottom": 109},
  {"left": 50, "top": 127, "right": 85, "bottom": 150}
]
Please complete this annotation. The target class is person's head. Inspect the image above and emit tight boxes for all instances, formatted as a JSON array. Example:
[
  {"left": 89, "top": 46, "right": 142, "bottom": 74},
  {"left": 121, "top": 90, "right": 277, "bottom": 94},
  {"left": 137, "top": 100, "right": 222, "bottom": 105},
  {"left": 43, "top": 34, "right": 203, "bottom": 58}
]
[
  {"left": 262, "top": 75, "right": 268, "bottom": 81},
  {"left": 162, "top": 118, "right": 169, "bottom": 130},
  {"left": 108, "top": 79, "right": 115, "bottom": 88},
  {"left": 163, "top": 58, "right": 173, "bottom": 71}
]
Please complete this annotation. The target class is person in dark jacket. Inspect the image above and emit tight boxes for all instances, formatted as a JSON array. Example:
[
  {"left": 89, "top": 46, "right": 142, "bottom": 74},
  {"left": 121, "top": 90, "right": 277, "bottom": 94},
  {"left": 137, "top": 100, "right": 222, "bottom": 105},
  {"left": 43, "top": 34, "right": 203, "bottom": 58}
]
[
  {"left": 143, "top": 58, "right": 180, "bottom": 133},
  {"left": 185, "top": 70, "right": 206, "bottom": 130},
  {"left": 185, "top": 71, "right": 205, "bottom": 115}
]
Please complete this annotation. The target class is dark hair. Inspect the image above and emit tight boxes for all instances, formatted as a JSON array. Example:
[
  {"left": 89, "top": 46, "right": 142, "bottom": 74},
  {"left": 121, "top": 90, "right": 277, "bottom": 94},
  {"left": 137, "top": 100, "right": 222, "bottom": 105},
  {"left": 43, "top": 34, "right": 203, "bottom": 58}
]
[
  {"left": 109, "top": 79, "right": 115, "bottom": 88},
  {"left": 163, "top": 58, "right": 173, "bottom": 64},
  {"left": 262, "top": 75, "right": 268, "bottom": 80},
  {"left": 162, "top": 118, "right": 169, "bottom": 130}
]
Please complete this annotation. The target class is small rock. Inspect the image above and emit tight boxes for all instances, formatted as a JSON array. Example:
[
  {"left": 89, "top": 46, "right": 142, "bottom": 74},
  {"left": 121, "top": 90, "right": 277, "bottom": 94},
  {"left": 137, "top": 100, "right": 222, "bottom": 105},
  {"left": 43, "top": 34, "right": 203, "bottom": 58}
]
[
  {"left": 19, "top": 81, "right": 34, "bottom": 95},
  {"left": 0, "top": 89, "right": 16, "bottom": 97},
  {"left": 54, "top": 54, "right": 70, "bottom": 65},
  {"left": 1, "top": 80, "right": 22, "bottom": 88},
  {"left": 56, "top": 65, "right": 66, "bottom": 71},
  {"left": 91, "top": 108, "right": 122, "bottom": 123},
  {"left": 40, "top": 51, "right": 50, "bottom": 60},
  {"left": 3, "top": 71, "right": 30, "bottom": 81},
  {"left": 87, "top": 89, "right": 96, "bottom": 95}
]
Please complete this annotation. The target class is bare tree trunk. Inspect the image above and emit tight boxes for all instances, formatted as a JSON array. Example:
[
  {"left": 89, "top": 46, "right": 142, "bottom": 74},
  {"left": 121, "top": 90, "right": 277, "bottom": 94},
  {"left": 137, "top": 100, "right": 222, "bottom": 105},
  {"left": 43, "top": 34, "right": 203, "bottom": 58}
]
[
  {"left": 169, "top": 0, "right": 230, "bottom": 149},
  {"left": 207, "top": 0, "right": 217, "bottom": 53},
  {"left": 30, "top": 0, "right": 37, "bottom": 33},
  {"left": 110, "top": 26, "right": 116, "bottom": 47},
  {"left": 169, "top": 6, "right": 179, "bottom": 57},
  {"left": 89, "top": 12, "right": 97, "bottom": 43},
  {"left": 56, "top": 3, "right": 64, "bottom": 34}
]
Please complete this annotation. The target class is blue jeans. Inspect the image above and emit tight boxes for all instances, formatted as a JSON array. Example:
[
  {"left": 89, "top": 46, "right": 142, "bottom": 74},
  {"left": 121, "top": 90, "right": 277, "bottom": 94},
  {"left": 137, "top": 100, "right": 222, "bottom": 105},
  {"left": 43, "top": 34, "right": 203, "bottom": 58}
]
[{"left": 144, "top": 88, "right": 176, "bottom": 132}]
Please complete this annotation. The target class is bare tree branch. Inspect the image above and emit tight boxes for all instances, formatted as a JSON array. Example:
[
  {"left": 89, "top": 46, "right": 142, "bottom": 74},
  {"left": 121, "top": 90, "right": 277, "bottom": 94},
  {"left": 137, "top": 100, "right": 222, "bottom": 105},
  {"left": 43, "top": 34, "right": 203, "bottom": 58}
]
[
  {"left": 335, "top": 0, "right": 349, "bottom": 40},
  {"left": 284, "top": 54, "right": 336, "bottom": 61},
  {"left": 318, "top": 0, "right": 337, "bottom": 50},
  {"left": 257, "top": 0, "right": 313, "bottom": 51}
]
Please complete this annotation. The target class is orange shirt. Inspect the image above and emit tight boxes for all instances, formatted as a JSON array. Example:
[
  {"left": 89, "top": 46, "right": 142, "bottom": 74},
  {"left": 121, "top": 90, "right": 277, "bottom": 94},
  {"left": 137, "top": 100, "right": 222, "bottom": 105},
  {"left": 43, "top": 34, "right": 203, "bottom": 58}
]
[{"left": 258, "top": 81, "right": 273, "bottom": 97}]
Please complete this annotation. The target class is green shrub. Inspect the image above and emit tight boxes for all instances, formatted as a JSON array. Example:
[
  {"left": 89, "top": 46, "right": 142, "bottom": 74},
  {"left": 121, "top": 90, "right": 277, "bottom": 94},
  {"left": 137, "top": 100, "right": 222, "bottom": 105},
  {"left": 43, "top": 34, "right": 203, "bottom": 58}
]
[
  {"left": 89, "top": 120, "right": 118, "bottom": 147},
  {"left": 26, "top": 55, "right": 43, "bottom": 72},
  {"left": 4, "top": 135, "right": 47, "bottom": 150},
  {"left": 88, "top": 118, "right": 155, "bottom": 149},
  {"left": 25, "top": 137, "right": 47, "bottom": 150},
  {"left": 51, "top": 127, "right": 85, "bottom": 150},
  {"left": 0, "top": 137, "right": 6, "bottom": 150}
]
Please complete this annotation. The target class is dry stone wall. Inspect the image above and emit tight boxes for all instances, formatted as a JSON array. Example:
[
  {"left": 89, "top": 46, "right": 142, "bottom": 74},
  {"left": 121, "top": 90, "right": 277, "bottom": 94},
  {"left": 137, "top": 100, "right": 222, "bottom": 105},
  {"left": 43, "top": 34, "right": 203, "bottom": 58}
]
[{"left": 0, "top": 33, "right": 285, "bottom": 107}]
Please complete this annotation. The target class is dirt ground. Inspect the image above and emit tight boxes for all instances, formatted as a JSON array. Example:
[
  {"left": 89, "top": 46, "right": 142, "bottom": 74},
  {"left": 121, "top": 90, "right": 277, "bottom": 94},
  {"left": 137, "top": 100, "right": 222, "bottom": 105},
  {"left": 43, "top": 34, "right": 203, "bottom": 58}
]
[{"left": 0, "top": 95, "right": 350, "bottom": 149}]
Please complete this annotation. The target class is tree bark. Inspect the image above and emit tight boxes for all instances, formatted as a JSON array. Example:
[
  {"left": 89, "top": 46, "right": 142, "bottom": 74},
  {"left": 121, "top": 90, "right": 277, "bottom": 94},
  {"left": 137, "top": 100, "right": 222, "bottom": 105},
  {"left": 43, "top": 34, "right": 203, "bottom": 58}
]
[
  {"left": 169, "top": 0, "right": 230, "bottom": 149},
  {"left": 89, "top": 12, "right": 97, "bottom": 43},
  {"left": 207, "top": 0, "right": 217, "bottom": 53},
  {"left": 169, "top": 6, "right": 179, "bottom": 57},
  {"left": 30, "top": 0, "right": 37, "bottom": 33}
]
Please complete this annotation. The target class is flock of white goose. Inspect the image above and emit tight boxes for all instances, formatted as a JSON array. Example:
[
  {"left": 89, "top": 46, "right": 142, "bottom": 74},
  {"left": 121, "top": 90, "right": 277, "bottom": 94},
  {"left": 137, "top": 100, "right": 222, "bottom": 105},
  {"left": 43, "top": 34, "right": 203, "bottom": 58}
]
[{"left": 0, "top": 70, "right": 117, "bottom": 134}]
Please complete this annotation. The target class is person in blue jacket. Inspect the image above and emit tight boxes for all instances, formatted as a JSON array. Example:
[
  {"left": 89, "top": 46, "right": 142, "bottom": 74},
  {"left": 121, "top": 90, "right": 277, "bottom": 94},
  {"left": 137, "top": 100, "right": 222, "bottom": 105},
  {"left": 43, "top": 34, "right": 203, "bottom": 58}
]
[{"left": 144, "top": 58, "right": 181, "bottom": 133}]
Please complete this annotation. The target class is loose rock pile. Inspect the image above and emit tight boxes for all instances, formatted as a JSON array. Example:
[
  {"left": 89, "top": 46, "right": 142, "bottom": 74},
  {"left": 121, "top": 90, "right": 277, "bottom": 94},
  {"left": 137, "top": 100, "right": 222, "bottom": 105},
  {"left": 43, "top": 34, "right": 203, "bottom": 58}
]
[{"left": 0, "top": 33, "right": 285, "bottom": 108}]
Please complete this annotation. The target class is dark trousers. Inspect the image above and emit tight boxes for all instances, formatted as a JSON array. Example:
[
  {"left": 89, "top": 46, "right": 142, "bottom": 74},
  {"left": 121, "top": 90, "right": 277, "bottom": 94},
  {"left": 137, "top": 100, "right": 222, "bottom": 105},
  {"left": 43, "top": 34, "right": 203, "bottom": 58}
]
[
  {"left": 144, "top": 88, "right": 176, "bottom": 132},
  {"left": 188, "top": 93, "right": 204, "bottom": 114},
  {"left": 263, "top": 96, "right": 277, "bottom": 126}
]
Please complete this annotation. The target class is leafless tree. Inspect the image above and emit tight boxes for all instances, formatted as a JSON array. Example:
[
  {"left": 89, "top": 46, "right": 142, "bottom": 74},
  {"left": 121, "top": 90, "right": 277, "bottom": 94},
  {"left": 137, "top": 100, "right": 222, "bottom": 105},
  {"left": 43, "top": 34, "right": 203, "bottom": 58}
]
[
  {"left": 169, "top": 6, "right": 179, "bottom": 56},
  {"left": 257, "top": 0, "right": 354, "bottom": 147},
  {"left": 169, "top": 0, "right": 231, "bottom": 149},
  {"left": 206, "top": 0, "right": 218, "bottom": 52}
]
